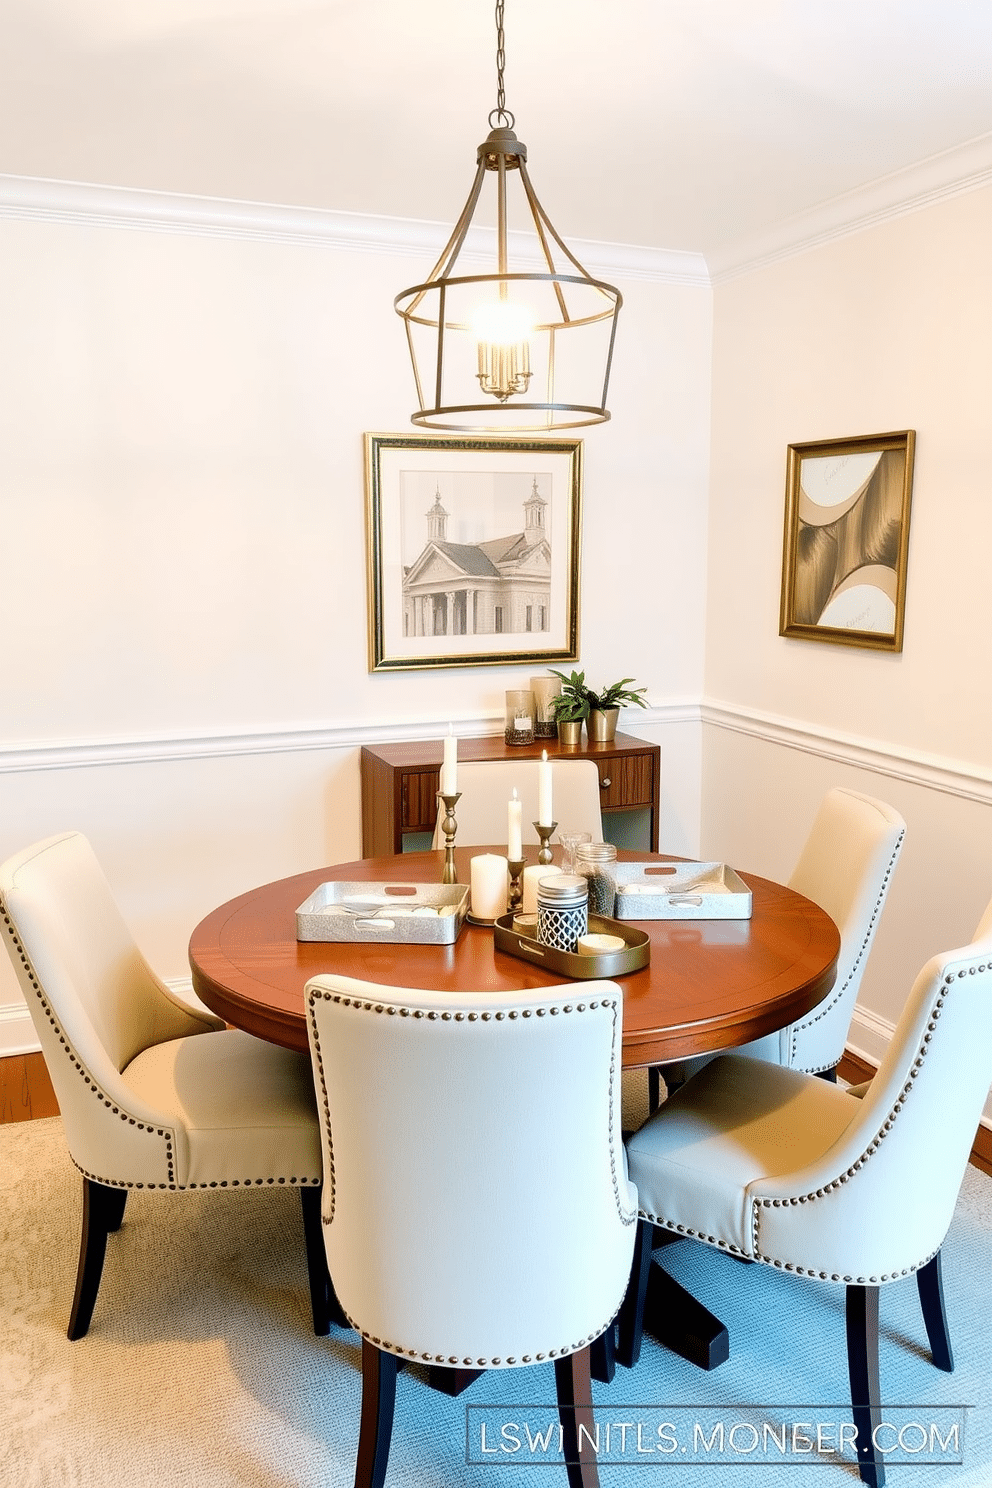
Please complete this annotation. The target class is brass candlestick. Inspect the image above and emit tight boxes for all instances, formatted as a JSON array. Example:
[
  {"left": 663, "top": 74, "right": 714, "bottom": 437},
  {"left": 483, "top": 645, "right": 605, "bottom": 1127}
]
[
  {"left": 533, "top": 820, "right": 558, "bottom": 866},
  {"left": 437, "top": 791, "right": 461, "bottom": 884},
  {"left": 507, "top": 857, "right": 526, "bottom": 913}
]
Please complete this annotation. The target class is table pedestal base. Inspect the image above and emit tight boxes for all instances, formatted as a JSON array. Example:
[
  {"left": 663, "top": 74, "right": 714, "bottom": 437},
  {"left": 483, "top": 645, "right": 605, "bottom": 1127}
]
[{"left": 641, "top": 1261, "right": 730, "bottom": 1370}]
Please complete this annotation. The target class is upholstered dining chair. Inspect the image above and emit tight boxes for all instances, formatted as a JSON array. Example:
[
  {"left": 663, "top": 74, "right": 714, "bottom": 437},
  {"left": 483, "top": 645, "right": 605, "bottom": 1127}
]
[
  {"left": 306, "top": 971, "right": 638, "bottom": 1488},
  {"left": 431, "top": 758, "right": 604, "bottom": 848},
  {"left": 0, "top": 832, "right": 334, "bottom": 1341},
  {"left": 620, "top": 897, "right": 992, "bottom": 1488},
  {"left": 660, "top": 788, "right": 905, "bottom": 1098}
]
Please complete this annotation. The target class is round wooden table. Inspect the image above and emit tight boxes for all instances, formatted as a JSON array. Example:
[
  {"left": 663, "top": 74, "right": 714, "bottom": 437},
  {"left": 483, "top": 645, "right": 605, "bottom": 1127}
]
[{"left": 189, "top": 847, "right": 840, "bottom": 1068}]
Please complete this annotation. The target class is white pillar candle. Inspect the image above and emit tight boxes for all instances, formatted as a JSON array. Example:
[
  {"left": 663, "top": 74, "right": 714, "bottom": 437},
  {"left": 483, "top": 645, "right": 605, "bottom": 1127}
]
[
  {"left": 441, "top": 725, "right": 457, "bottom": 796},
  {"left": 522, "top": 863, "right": 562, "bottom": 916},
  {"left": 508, "top": 789, "right": 523, "bottom": 860},
  {"left": 470, "top": 854, "right": 508, "bottom": 920},
  {"left": 538, "top": 749, "right": 553, "bottom": 826}
]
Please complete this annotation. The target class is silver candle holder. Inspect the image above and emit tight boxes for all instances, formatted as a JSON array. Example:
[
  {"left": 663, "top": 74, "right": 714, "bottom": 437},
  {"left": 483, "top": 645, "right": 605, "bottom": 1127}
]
[
  {"left": 533, "top": 820, "right": 558, "bottom": 866},
  {"left": 437, "top": 791, "right": 461, "bottom": 884}
]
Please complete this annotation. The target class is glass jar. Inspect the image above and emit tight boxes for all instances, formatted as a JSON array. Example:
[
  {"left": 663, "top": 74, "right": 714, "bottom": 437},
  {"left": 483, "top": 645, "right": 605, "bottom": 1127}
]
[
  {"left": 530, "top": 675, "right": 561, "bottom": 739},
  {"left": 575, "top": 842, "right": 618, "bottom": 918},
  {"left": 504, "top": 689, "right": 536, "bottom": 746},
  {"left": 537, "top": 874, "right": 589, "bottom": 953}
]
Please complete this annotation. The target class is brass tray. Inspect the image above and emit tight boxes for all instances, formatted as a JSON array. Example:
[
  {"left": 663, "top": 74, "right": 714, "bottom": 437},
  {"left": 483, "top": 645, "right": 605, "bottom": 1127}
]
[{"left": 493, "top": 913, "right": 650, "bottom": 979}]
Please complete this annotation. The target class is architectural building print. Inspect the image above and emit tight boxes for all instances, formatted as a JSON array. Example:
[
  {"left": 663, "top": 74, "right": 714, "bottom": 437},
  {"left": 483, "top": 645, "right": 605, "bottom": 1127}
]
[{"left": 402, "top": 477, "right": 551, "bottom": 637}]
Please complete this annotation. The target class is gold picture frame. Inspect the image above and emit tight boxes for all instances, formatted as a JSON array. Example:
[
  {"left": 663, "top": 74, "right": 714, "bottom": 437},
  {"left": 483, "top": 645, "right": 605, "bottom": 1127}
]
[
  {"left": 364, "top": 433, "right": 582, "bottom": 672},
  {"left": 780, "top": 430, "right": 916, "bottom": 652}
]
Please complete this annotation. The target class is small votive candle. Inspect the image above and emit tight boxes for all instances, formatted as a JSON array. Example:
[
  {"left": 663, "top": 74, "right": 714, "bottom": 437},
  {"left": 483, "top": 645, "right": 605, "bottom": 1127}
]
[
  {"left": 512, "top": 913, "right": 538, "bottom": 936},
  {"left": 577, "top": 933, "right": 626, "bottom": 955},
  {"left": 470, "top": 853, "right": 508, "bottom": 921}
]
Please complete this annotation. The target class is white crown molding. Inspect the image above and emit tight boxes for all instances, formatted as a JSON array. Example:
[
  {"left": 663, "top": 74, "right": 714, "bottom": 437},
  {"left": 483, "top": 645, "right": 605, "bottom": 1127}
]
[
  {"left": 0, "top": 173, "right": 709, "bottom": 287},
  {"left": 6, "top": 127, "right": 992, "bottom": 296},
  {"left": 702, "top": 699, "right": 992, "bottom": 806},
  {"left": 708, "top": 129, "right": 992, "bottom": 283}
]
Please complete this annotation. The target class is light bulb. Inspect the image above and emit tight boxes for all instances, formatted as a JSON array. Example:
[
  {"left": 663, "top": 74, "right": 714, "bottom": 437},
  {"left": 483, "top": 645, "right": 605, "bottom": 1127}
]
[{"left": 470, "top": 299, "right": 534, "bottom": 402}]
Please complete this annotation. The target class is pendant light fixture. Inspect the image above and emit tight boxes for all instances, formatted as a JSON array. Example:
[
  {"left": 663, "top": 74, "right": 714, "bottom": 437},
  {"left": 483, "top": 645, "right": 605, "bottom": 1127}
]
[{"left": 394, "top": 0, "right": 622, "bottom": 431}]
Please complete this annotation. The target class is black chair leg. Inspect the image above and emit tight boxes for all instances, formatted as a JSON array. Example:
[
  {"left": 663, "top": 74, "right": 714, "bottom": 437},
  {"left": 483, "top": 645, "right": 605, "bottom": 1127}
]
[
  {"left": 299, "top": 1184, "right": 347, "bottom": 1336},
  {"left": 916, "top": 1250, "right": 954, "bottom": 1372},
  {"left": 590, "top": 1323, "right": 616, "bottom": 1383},
  {"left": 356, "top": 1340, "right": 400, "bottom": 1488},
  {"left": 616, "top": 1217, "right": 653, "bottom": 1368},
  {"left": 647, "top": 1066, "right": 664, "bottom": 1112},
  {"left": 68, "top": 1177, "right": 126, "bottom": 1340},
  {"left": 846, "top": 1284, "right": 885, "bottom": 1488},
  {"left": 554, "top": 1346, "right": 600, "bottom": 1488}
]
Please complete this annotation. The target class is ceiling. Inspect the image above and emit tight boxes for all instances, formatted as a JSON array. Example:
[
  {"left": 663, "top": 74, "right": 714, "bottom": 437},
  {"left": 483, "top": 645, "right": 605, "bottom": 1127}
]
[{"left": 4, "top": 0, "right": 992, "bottom": 259}]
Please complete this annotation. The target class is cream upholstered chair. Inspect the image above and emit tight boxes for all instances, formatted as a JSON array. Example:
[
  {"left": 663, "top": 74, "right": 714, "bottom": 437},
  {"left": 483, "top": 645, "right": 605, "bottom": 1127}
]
[
  {"left": 0, "top": 832, "right": 334, "bottom": 1341},
  {"left": 431, "top": 758, "right": 604, "bottom": 848},
  {"left": 620, "top": 897, "right": 992, "bottom": 1488},
  {"left": 660, "top": 788, "right": 905, "bottom": 1096},
  {"left": 306, "top": 972, "right": 638, "bottom": 1488}
]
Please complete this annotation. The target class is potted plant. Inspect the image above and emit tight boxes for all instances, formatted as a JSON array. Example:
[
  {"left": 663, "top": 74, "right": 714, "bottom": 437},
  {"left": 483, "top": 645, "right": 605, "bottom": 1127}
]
[
  {"left": 548, "top": 669, "right": 590, "bottom": 746},
  {"left": 548, "top": 671, "right": 648, "bottom": 743}
]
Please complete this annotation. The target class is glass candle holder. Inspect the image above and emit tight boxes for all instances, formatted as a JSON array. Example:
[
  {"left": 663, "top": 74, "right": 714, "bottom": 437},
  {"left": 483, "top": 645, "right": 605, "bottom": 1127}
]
[
  {"left": 504, "top": 689, "right": 536, "bottom": 746},
  {"left": 530, "top": 675, "right": 562, "bottom": 738}
]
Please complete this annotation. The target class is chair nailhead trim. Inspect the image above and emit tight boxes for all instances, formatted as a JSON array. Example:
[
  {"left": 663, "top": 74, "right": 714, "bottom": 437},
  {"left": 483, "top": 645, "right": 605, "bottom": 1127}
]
[
  {"left": 341, "top": 1304, "right": 623, "bottom": 1368},
  {"left": 790, "top": 826, "right": 905, "bottom": 1067},
  {"left": 1, "top": 899, "right": 321, "bottom": 1194},
  {"left": 307, "top": 988, "right": 638, "bottom": 1232},
  {"left": 640, "top": 951, "right": 987, "bottom": 1285}
]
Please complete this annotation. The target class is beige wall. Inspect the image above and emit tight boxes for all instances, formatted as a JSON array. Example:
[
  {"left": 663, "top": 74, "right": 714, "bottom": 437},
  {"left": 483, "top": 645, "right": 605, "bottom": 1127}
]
[
  {"left": 0, "top": 191, "right": 712, "bottom": 1038},
  {"left": 11, "top": 170, "right": 988, "bottom": 1080},
  {"left": 703, "top": 184, "right": 992, "bottom": 1058}
]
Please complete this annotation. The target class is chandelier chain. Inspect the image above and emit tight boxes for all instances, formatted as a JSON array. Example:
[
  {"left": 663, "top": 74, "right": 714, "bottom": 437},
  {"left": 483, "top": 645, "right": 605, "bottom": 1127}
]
[{"left": 490, "top": 0, "right": 514, "bottom": 129}]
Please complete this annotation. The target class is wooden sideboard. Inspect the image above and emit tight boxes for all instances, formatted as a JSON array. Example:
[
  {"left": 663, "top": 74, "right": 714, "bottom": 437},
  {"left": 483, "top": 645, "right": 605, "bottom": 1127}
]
[{"left": 360, "top": 731, "right": 661, "bottom": 857}]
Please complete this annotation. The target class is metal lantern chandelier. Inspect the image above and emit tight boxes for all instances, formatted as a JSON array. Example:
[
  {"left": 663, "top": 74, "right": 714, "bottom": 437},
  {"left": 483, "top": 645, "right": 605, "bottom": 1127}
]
[{"left": 394, "top": 0, "right": 622, "bottom": 431}]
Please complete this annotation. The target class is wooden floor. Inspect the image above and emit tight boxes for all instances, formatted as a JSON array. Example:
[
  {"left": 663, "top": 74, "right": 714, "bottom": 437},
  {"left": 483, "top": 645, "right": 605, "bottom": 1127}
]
[
  {"left": 0, "top": 1051, "right": 59, "bottom": 1123},
  {"left": 2, "top": 1049, "right": 991, "bottom": 1176}
]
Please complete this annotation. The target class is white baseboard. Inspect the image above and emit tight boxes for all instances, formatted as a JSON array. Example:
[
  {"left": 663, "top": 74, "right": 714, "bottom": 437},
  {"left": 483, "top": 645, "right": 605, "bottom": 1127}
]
[
  {"left": 1, "top": 977, "right": 198, "bottom": 1057},
  {"left": 0, "top": 1004, "right": 38, "bottom": 1058}
]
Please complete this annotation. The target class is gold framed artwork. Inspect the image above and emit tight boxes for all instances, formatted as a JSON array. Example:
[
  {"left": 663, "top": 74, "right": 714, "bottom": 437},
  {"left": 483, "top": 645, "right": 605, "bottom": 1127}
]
[
  {"left": 364, "top": 433, "right": 582, "bottom": 672},
  {"left": 779, "top": 430, "right": 916, "bottom": 652}
]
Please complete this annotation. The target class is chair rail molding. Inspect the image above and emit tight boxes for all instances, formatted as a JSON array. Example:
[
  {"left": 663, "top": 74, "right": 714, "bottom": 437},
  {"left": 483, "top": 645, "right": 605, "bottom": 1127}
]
[
  {"left": 0, "top": 705, "right": 691, "bottom": 776},
  {"left": 2, "top": 702, "right": 990, "bottom": 805},
  {"left": 702, "top": 699, "right": 992, "bottom": 807},
  {"left": 0, "top": 174, "right": 707, "bottom": 287}
]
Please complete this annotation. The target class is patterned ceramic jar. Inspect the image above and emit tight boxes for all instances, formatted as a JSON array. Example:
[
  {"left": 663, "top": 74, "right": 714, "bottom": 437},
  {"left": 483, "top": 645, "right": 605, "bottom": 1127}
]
[{"left": 537, "top": 874, "right": 589, "bottom": 954}]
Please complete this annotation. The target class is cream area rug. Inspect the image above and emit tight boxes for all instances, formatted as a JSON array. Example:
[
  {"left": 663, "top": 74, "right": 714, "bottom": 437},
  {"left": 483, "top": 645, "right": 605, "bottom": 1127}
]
[{"left": 3, "top": 1115, "right": 992, "bottom": 1488}]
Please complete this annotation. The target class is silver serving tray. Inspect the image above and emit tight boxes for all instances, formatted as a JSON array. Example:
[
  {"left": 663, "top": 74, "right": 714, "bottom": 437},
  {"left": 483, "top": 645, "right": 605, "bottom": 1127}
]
[
  {"left": 296, "top": 881, "right": 468, "bottom": 943},
  {"left": 613, "top": 862, "right": 752, "bottom": 920}
]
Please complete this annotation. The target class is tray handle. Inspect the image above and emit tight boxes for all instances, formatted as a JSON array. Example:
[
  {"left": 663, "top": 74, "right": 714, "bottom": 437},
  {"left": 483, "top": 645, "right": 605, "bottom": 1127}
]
[{"left": 516, "top": 939, "right": 547, "bottom": 958}]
